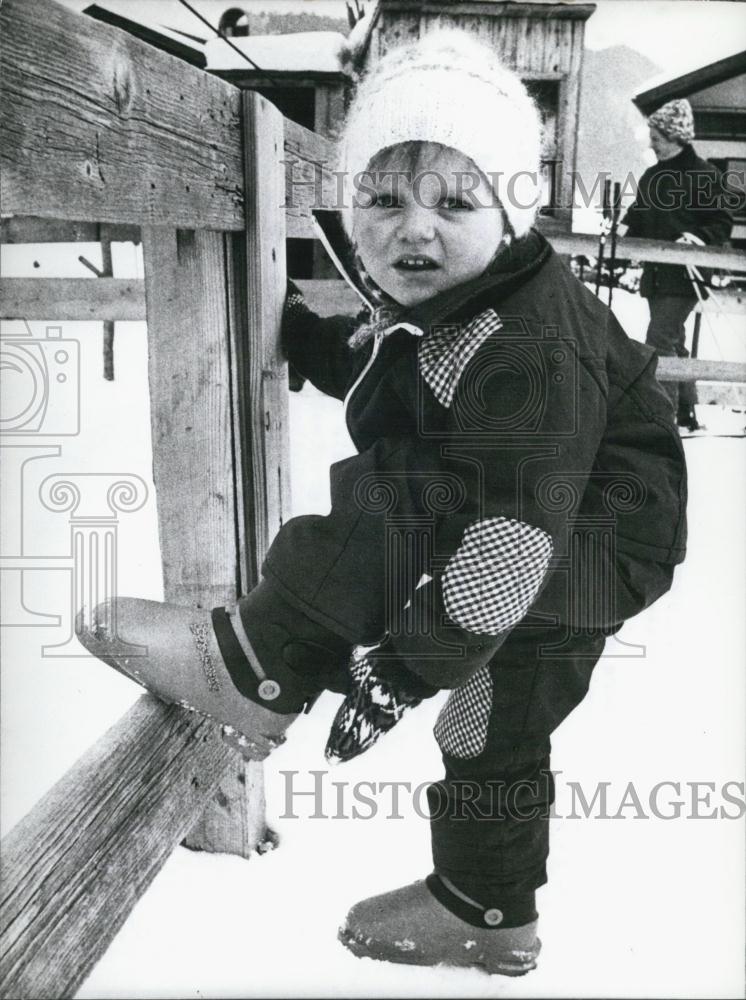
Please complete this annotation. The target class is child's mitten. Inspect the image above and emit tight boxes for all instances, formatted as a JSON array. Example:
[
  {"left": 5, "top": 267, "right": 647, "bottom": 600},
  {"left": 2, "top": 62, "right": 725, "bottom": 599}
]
[
  {"left": 283, "top": 279, "right": 311, "bottom": 391},
  {"left": 325, "top": 652, "right": 436, "bottom": 764}
]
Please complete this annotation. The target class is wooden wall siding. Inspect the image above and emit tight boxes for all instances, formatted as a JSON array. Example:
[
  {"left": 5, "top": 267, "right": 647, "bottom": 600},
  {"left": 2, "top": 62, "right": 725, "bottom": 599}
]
[
  {"left": 375, "top": 11, "right": 420, "bottom": 57},
  {"left": 283, "top": 119, "right": 337, "bottom": 239},
  {"left": 377, "top": 10, "right": 580, "bottom": 72},
  {"left": 1, "top": 0, "right": 245, "bottom": 231},
  {"left": 370, "top": 8, "right": 587, "bottom": 227},
  {"left": 314, "top": 84, "right": 347, "bottom": 140}
]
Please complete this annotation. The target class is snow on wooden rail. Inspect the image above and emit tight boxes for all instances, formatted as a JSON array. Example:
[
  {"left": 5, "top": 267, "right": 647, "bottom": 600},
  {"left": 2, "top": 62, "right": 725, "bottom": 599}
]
[
  {"left": 656, "top": 358, "right": 746, "bottom": 383},
  {"left": 549, "top": 232, "right": 746, "bottom": 273},
  {"left": 0, "top": 696, "right": 267, "bottom": 1000}
]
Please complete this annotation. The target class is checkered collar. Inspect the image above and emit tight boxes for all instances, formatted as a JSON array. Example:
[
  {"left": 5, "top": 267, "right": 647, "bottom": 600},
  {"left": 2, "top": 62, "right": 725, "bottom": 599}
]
[{"left": 418, "top": 308, "right": 503, "bottom": 408}]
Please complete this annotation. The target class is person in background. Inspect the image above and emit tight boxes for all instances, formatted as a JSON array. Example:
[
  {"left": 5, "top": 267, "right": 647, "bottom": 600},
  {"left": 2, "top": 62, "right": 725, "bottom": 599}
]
[{"left": 618, "top": 98, "right": 733, "bottom": 432}]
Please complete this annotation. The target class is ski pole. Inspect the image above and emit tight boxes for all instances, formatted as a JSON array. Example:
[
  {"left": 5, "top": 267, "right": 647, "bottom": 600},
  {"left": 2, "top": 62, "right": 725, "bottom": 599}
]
[
  {"left": 607, "top": 181, "right": 622, "bottom": 308},
  {"left": 595, "top": 178, "right": 611, "bottom": 296}
]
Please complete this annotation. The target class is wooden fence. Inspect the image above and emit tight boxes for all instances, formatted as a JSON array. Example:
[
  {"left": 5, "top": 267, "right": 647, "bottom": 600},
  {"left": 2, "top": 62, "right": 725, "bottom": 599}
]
[
  {"left": 1, "top": 1, "right": 745, "bottom": 996},
  {"left": 0, "top": 0, "right": 317, "bottom": 995}
]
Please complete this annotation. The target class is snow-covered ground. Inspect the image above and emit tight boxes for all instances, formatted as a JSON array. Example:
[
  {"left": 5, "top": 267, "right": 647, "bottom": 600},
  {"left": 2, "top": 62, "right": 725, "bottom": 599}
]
[{"left": 1, "top": 245, "right": 744, "bottom": 997}]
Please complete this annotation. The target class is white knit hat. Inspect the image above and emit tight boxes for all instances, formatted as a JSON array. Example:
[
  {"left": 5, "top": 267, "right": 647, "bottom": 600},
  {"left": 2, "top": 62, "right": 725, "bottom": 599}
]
[
  {"left": 648, "top": 99, "right": 695, "bottom": 143},
  {"left": 338, "top": 30, "right": 543, "bottom": 238}
]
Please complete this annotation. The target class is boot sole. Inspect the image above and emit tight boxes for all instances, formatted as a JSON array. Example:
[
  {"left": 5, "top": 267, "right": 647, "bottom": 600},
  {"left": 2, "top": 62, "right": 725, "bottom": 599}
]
[
  {"left": 108, "top": 664, "right": 275, "bottom": 761},
  {"left": 338, "top": 926, "right": 540, "bottom": 976},
  {"left": 78, "top": 601, "right": 287, "bottom": 761}
]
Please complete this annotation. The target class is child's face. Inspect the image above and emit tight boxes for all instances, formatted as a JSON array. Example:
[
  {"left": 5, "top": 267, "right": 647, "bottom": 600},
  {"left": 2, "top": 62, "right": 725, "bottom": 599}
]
[{"left": 352, "top": 144, "right": 505, "bottom": 307}]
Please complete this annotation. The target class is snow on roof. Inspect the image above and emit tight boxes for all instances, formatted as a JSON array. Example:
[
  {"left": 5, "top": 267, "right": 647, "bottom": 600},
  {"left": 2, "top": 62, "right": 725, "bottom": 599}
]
[{"left": 205, "top": 31, "right": 349, "bottom": 74}]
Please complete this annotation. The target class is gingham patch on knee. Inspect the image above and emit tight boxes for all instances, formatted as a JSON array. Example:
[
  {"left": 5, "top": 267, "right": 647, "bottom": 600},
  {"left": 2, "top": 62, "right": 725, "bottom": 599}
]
[
  {"left": 434, "top": 665, "right": 493, "bottom": 758},
  {"left": 442, "top": 517, "right": 553, "bottom": 634}
]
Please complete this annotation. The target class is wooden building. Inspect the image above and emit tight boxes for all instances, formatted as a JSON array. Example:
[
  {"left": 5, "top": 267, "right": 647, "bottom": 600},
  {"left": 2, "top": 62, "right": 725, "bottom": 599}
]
[
  {"left": 634, "top": 49, "right": 746, "bottom": 246},
  {"left": 83, "top": 0, "right": 597, "bottom": 233},
  {"left": 205, "top": 31, "right": 349, "bottom": 139},
  {"left": 353, "top": 0, "right": 597, "bottom": 232}
]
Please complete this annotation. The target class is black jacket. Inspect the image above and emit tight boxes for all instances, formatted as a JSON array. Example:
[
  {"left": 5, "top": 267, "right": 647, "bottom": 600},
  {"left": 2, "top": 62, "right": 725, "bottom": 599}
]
[
  {"left": 268, "top": 231, "right": 687, "bottom": 688},
  {"left": 623, "top": 143, "right": 734, "bottom": 297}
]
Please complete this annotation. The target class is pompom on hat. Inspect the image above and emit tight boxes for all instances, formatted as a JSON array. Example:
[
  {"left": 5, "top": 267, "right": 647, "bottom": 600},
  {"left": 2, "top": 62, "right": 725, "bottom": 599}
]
[
  {"left": 647, "top": 98, "right": 695, "bottom": 143},
  {"left": 337, "top": 30, "right": 543, "bottom": 239}
]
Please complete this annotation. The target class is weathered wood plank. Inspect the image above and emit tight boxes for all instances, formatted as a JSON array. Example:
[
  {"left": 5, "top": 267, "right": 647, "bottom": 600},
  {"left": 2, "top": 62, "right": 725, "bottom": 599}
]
[
  {"left": 0, "top": 278, "right": 145, "bottom": 321},
  {"left": 0, "top": 696, "right": 238, "bottom": 1000},
  {"left": 381, "top": 1, "right": 596, "bottom": 19},
  {"left": 241, "top": 92, "right": 291, "bottom": 567},
  {"left": 550, "top": 232, "right": 746, "bottom": 271},
  {"left": 143, "top": 228, "right": 238, "bottom": 608},
  {"left": 283, "top": 117, "right": 337, "bottom": 240},
  {"left": 1, "top": 0, "right": 244, "bottom": 229},
  {"left": 657, "top": 358, "right": 746, "bottom": 383},
  {"left": 0, "top": 217, "right": 140, "bottom": 244},
  {"left": 1, "top": 0, "right": 338, "bottom": 238},
  {"left": 183, "top": 760, "right": 269, "bottom": 856}
]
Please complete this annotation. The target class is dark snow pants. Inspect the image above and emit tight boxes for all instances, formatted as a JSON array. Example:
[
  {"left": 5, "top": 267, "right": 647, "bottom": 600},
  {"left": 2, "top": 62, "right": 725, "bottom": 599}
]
[
  {"left": 428, "top": 624, "right": 605, "bottom": 913},
  {"left": 425, "top": 544, "right": 675, "bottom": 913},
  {"left": 645, "top": 294, "right": 698, "bottom": 412},
  {"left": 249, "top": 550, "right": 674, "bottom": 920}
]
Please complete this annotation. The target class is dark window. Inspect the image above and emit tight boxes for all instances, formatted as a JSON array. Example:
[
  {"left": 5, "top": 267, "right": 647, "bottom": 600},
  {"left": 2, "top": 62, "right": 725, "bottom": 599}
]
[
  {"left": 256, "top": 87, "right": 316, "bottom": 131},
  {"left": 524, "top": 80, "right": 560, "bottom": 214},
  {"left": 287, "top": 239, "right": 315, "bottom": 279},
  {"left": 694, "top": 111, "right": 746, "bottom": 141},
  {"left": 709, "top": 157, "right": 746, "bottom": 223}
]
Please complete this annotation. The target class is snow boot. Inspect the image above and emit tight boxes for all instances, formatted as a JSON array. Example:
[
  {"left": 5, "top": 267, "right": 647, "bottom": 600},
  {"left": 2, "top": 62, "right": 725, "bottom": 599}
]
[
  {"left": 338, "top": 878, "right": 540, "bottom": 976},
  {"left": 76, "top": 578, "right": 344, "bottom": 760},
  {"left": 677, "top": 403, "right": 704, "bottom": 433}
]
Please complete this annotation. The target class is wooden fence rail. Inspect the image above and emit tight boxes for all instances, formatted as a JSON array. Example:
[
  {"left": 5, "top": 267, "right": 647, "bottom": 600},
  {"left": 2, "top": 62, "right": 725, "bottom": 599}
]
[
  {"left": 0, "top": 696, "right": 267, "bottom": 1000},
  {"left": 550, "top": 232, "right": 746, "bottom": 272}
]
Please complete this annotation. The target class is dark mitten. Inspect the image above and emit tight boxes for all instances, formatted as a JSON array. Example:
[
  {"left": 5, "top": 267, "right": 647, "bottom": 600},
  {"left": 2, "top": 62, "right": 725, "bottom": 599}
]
[
  {"left": 325, "top": 652, "right": 437, "bottom": 764},
  {"left": 284, "top": 280, "right": 311, "bottom": 391}
]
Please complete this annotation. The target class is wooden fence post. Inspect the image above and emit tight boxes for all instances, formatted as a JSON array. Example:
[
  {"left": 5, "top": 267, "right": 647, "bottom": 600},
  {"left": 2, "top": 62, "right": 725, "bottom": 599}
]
[
  {"left": 238, "top": 90, "right": 291, "bottom": 567},
  {"left": 142, "top": 226, "right": 267, "bottom": 857},
  {"left": 141, "top": 94, "right": 290, "bottom": 856}
]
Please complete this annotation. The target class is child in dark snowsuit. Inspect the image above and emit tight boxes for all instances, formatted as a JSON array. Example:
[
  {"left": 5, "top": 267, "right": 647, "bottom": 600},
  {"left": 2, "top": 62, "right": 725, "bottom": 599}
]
[{"left": 79, "top": 31, "right": 687, "bottom": 976}]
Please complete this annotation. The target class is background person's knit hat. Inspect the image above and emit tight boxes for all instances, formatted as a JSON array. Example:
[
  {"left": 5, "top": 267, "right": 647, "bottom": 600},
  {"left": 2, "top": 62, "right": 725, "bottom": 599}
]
[
  {"left": 338, "top": 30, "right": 543, "bottom": 239},
  {"left": 647, "top": 98, "right": 695, "bottom": 142}
]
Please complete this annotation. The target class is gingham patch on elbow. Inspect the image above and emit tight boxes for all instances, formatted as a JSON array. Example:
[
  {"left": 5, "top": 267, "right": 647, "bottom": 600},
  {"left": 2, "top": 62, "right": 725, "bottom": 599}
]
[
  {"left": 442, "top": 517, "right": 553, "bottom": 634},
  {"left": 433, "top": 665, "right": 493, "bottom": 759}
]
